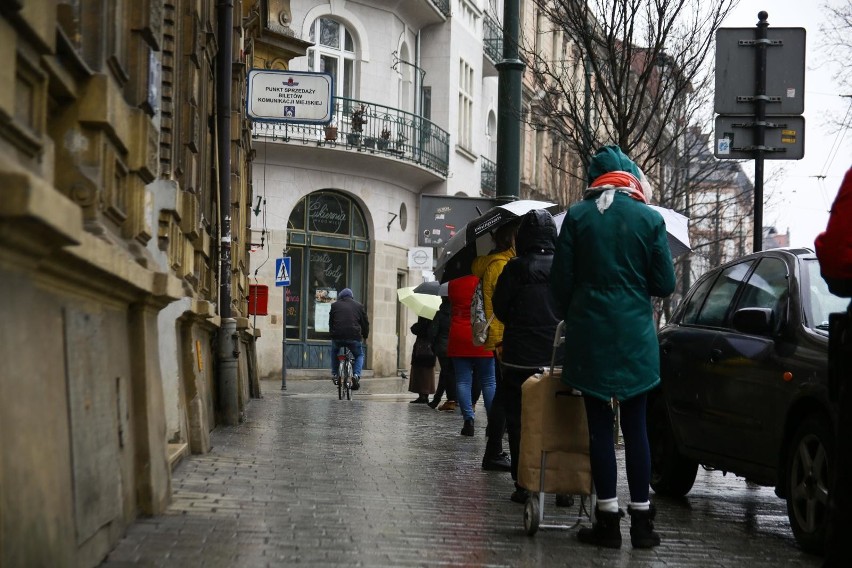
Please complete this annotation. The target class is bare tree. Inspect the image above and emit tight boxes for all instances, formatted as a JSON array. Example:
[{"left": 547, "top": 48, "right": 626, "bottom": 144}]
[
  {"left": 518, "top": 0, "right": 739, "bottom": 186},
  {"left": 821, "top": 0, "right": 852, "bottom": 94}
]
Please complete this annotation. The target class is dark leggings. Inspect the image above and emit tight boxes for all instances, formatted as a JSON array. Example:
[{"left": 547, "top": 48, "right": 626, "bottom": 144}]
[
  {"left": 432, "top": 356, "right": 456, "bottom": 402},
  {"left": 583, "top": 393, "right": 650, "bottom": 503}
]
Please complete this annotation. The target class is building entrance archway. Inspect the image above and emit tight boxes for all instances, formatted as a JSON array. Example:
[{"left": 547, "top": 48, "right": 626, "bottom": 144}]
[{"left": 284, "top": 190, "right": 370, "bottom": 369}]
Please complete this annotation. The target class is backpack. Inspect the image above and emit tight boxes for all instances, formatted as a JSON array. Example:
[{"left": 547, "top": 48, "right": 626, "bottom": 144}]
[{"left": 470, "top": 279, "right": 495, "bottom": 346}]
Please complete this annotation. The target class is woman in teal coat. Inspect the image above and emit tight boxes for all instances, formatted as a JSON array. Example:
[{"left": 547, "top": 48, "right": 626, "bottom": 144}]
[{"left": 551, "top": 145, "right": 675, "bottom": 550}]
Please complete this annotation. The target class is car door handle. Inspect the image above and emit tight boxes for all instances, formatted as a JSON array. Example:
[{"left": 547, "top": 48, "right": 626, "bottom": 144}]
[{"left": 710, "top": 348, "right": 722, "bottom": 363}]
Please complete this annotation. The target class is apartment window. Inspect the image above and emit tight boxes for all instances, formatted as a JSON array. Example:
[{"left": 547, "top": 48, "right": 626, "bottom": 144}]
[
  {"left": 534, "top": 127, "right": 545, "bottom": 188},
  {"left": 422, "top": 86, "right": 432, "bottom": 121},
  {"left": 307, "top": 17, "right": 355, "bottom": 99},
  {"left": 458, "top": 0, "right": 478, "bottom": 33},
  {"left": 458, "top": 59, "right": 474, "bottom": 150}
]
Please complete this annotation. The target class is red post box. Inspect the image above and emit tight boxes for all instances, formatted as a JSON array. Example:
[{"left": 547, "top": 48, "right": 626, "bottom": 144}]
[{"left": 248, "top": 284, "right": 269, "bottom": 316}]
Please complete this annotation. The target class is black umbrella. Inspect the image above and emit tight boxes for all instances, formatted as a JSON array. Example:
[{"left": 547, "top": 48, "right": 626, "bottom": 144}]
[
  {"left": 413, "top": 280, "right": 441, "bottom": 295},
  {"left": 435, "top": 200, "right": 559, "bottom": 282}
]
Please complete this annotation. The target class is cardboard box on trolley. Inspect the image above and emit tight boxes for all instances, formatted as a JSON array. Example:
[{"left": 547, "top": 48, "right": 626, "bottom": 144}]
[{"left": 518, "top": 369, "right": 593, "bottom": 496}]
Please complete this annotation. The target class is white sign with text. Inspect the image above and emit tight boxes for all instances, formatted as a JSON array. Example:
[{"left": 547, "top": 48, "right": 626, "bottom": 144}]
[{"left": 247, "top": 69, "right": 333, "bottom": 124}]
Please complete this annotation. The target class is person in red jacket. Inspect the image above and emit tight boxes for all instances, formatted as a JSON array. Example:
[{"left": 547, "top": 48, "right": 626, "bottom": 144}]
[
  {"left": 446, "top": 274, "right": 496, "bottom": 437},
  {"left": 815, "top": 165, "right": 852, "bottom": 568},
  {"left": 815, "top": 166, "right": 852, "bottom": 296}
]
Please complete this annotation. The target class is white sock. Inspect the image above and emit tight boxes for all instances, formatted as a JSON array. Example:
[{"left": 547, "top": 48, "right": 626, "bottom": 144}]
[
  {"left": 598, "top": 497, "right": 619, "bottom": 513},
  {"left": 630, "top": 501, "right": 650, "bottom": 511}
]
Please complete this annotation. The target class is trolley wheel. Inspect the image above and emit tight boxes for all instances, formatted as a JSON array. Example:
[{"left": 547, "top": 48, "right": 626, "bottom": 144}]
[{"left": 524, "top": 497, "right": 540, "bottom": 536}]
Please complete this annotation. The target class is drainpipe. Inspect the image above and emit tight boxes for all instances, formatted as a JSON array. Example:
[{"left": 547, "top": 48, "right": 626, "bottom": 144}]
[
  {"left": 216, "top": 0, "right": 239, "bottom": 425},
  {"left": 415, "top": 30, "right": 421, "bottom": 118}
]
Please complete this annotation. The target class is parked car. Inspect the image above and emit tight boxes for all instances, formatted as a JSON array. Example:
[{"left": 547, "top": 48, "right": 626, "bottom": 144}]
[{"left": 649, "top": 247, "right": 847, "bottom": 554}]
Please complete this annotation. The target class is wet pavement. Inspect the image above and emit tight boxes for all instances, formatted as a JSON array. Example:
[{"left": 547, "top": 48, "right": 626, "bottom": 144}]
[{"left": 101, "top": 376, "right": 824, "bottom": 567}]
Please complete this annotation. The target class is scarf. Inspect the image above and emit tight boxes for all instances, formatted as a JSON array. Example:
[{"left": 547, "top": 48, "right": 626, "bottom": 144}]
[{"left": 583, "top": 171, "right": 649, "bottom": 214}]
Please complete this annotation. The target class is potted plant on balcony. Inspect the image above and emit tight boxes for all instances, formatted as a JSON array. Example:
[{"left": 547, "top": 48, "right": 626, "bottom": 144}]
[
  {"left": 377, "top": 127, "right": 392, "bottom": 150},
  {"left": 347, "top": 104, "right": 367, "bottom": 146},
  {"left": 324, "top": 119, "right": 338, "bottom": 142}
]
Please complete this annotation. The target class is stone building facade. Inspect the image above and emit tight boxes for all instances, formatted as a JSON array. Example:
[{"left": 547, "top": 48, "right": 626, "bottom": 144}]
[{"left": 0, "top": 1, "right": 287, "bottom": 564}]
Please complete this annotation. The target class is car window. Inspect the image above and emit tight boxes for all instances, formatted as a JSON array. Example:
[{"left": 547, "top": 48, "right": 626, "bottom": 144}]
[
  {"left": 804, "top": 259, "right": 849, "bottom": 330},
  {"left": 680, "top": 274, "right": 718, "bottom": 324},
  {"left": 735, "top": 257, "right": 789, "bottom": 325},
  {"left": 693, "top": 262, "right": 753, "bottom": 327}
]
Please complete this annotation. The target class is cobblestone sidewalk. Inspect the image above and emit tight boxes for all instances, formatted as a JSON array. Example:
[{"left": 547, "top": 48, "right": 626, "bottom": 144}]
[{"left": 101, "top": 377, "right": 823, "bottom": 567}]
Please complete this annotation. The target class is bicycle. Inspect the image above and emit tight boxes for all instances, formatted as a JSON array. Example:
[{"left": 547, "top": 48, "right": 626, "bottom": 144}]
[{"left": 337, "top": 346, "right": 355, "bottom": 400}]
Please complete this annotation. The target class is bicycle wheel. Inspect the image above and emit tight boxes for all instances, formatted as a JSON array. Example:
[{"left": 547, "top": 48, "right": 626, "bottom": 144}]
[
  {"left": 337, "top": 359, "right": 345, "bottom": 400},
  {"left": 345, "top": 360, "right": 353, "bottom": 400}
]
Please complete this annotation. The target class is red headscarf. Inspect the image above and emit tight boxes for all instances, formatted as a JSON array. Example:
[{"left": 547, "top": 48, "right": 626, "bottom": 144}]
[{"left": 589, "top": 171, "right": 648, "bottom": 204}]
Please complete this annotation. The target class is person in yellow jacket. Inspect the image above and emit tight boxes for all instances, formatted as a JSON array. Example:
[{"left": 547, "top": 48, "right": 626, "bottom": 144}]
[{"left": 471, "top": 221, "right": 517, "bottom": 471}]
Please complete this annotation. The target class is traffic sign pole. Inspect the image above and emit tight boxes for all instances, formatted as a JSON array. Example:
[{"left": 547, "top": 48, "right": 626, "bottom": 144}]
[
  {"left": 753, "top": 12, "right": 769, "bottom": 253},
  {"left": 281, "top": 279, "right": 287, "bottom": 391},
  {"left": 275, "top": 255, "right": 292, "bottom": 390}
]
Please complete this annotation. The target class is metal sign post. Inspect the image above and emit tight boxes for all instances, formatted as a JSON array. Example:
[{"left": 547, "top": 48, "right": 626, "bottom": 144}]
[{"left": 276, "top": 256, "right": 292, "bottom": 390}]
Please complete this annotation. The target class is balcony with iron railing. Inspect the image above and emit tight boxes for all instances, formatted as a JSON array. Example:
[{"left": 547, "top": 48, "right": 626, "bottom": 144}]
[
  {"left": 481, "top": 156, "right": 496, "bottom": 197},
  {"left": 251, "top": 97, "right": 450, "bottom": 177},
  {"left": 483, "top": 14, "right": 503, "bottom": 64},
  {"left": 430, "top": 0, "right": 450, "bottom": 17}
]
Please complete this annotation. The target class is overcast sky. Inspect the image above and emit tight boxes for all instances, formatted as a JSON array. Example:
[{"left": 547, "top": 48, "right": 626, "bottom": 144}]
[{"left": 721, "top": 0, "right": 851, "bottom": 248}]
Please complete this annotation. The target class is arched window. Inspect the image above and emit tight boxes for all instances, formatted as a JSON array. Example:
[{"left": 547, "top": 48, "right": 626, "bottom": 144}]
[
  {"left": 486, "top": 110, "right": 497, "bottom": 161},
  {"left": 397, "top": 43, "right": 412, "bottom": 113},
  {"left": 307, "top": 17, "right": 356, "bottom": 99},
  {"left": 285, "top": 191, "right": 369, "bottom": 347}
]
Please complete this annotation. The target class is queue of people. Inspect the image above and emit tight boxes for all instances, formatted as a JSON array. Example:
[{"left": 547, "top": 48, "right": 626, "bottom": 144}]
[
  {"left": 425, "top": 145, "right": 673, "bottom": 550},
  {"left": 327, "top": 149, "right": 851, "bottom": 557}
]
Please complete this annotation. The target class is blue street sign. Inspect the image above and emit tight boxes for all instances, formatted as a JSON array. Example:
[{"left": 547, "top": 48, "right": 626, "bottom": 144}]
[{"left": 275, "top": 257, "right": 291, "bottom": 287}]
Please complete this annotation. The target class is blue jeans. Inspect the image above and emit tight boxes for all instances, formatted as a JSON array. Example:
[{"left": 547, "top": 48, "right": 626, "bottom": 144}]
[
  {"left": 330, "top": 339, "right": 364, "bottom": 377},
  {"left": 452, "top": 357, "right": 495, "bottom": 421}
]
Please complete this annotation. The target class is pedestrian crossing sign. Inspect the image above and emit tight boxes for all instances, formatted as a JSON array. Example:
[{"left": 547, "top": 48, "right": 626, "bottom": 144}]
[{"left": 275, "top": 257, "right": 291, "bottom": 287}]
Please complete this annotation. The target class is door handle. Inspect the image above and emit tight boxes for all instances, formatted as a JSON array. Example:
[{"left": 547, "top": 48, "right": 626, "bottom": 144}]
[{"left": 710, "top": 348, "right": 722, "bottom": 363}]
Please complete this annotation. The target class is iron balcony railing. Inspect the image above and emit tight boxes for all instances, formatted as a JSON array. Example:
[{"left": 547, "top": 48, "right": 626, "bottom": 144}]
[
  {"left": 430, "top": 0, "right": 450, "bottom": 17},
  {"left": 481, "top": 156, "right": 496, "bottom": 197},
  {"left": 483, "top": 14, "right": 502, "bottom": 63},
  {"left": 251, "top": 97, "right": 450, "bottom": 177}
]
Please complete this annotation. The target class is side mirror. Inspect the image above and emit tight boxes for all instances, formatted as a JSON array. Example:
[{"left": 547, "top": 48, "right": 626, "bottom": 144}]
[{"left": 732, "top": 307, "right": 774, "bottom": 335}]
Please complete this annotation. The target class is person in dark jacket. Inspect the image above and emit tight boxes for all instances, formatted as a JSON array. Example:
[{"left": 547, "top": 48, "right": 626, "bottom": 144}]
[
  {"left": 408, "top": 316, "right": 437, "bottom": 403},
  {"left": 329, "top": 288, "right": 369, "bottom": 389},
  {"left": 427, "top": 292, "right": 457, "bottom": 411},
  {"left": 551, "top": 145, "right": 675, "bottom": 549},
  {"left": 493, "top": 209, "right": 563, "bottom": 503}
]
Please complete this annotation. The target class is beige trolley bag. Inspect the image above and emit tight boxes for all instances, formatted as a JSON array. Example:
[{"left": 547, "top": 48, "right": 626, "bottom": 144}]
[{"left": 518, "top": 320, "right": 595, "bottom": 535}]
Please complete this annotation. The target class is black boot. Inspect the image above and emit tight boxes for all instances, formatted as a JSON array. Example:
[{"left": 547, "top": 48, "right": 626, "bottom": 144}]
[
  {"left": 577, "top": 507, "right": 624, "bottom": 549},
  {"left": 627, "top": 504, "right": 661, "bottom": 548}
]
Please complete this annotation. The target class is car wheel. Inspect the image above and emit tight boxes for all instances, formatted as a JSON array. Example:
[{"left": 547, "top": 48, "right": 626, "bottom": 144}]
[
  {"left": 785, "top": 416, "right": 834, "bottom": 554},
  {"left": 648, "top": 395, "right": 698, "bottom": 497}
]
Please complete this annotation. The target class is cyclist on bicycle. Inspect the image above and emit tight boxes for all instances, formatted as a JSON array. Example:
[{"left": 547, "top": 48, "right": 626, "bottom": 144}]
[{"left": 329, "top": 288, "right": 369, "bottom": 389}]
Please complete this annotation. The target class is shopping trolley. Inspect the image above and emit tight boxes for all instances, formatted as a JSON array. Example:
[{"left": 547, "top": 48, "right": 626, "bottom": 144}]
[{"left": 519, "top": 320, "right": 596, "bottom": 536}]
